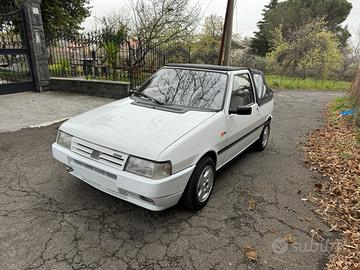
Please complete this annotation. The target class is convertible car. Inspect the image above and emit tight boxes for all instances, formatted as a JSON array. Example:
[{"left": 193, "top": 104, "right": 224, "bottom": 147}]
[{"left": 52, "top": 64, "right": 273, "bottom": 211}]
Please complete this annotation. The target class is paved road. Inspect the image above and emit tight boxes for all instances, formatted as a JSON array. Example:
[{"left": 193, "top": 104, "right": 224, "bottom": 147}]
[
  {"left": 0, "top": 91, "right": 113, "bottom": 133},
  {"left": 0, "top": 90, "right": 342, "bottom": 270}
]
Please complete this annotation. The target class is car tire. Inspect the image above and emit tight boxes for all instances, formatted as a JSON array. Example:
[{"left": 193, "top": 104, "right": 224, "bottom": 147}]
[
  {"left": 254, "top": 122, "right": 270, "bottom": 151},
  {"left": 181, "top": 156, "right": 215, "bottom": 211}
]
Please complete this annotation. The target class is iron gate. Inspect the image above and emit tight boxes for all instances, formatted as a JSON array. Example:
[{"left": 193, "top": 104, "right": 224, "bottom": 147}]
[{"left": 0, "top": 7, "right": 34, "bottom": 95}]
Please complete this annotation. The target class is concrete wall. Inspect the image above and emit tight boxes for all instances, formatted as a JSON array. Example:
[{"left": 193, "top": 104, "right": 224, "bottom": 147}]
[{"left": 50, "top": 78, "right": 130, "bottom": 99}]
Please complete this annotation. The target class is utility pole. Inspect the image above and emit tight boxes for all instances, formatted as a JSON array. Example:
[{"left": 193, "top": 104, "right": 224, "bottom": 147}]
[
  {"left": 218, "top": 0, "right": 235, "bottom": 66},
  {"left": 218, "top": 1, "right": 230, "bottom": 65}
]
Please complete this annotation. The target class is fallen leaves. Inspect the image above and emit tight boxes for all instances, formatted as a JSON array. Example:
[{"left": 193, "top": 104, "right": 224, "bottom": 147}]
[
  {"left": 305, "top": 104, "right": 360, "bottom": 269},
  {"left": 284, "top": 234, "right": 296, "bottom": 244},
  {"left": 248, "top": 197, "right": 256, "bottom": 210},
  {"left": 314, "top": 182, "right": 323, "bottom": 192},
  {"left": 243, "top": 247, "right": 257, "bottom": 261}
]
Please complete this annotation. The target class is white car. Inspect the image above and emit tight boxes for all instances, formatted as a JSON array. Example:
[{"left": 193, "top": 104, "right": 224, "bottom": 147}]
[{"left": 52, "top": 64, "right": 273, "bottom": 211}]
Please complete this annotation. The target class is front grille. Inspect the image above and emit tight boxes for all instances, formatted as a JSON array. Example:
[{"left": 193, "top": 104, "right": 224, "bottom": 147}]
[
  {"left": 71, "top": 137, "right": 129, "bottom": 170},
  {"left": 73, "top": 159, "right": 117, "bottom": 180}
]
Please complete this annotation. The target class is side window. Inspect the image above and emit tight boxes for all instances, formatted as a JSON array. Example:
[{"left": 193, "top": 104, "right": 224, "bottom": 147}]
[
  {"left": 229, "top": 74, "right": 254, "bottom": 110},
  {"left": 253, "top": 74, "right": 267, "bottom": 99}
]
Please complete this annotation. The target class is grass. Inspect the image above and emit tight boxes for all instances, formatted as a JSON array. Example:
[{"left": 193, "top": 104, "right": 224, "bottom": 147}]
[
  {"left": 329, "top": 96, "right": 360, "bottom": 144},
  {"left": 330, "top": 96, "right": 353, "bottom": 112},
  {"left": 328, "top": 96, "right": 353, "bottom": 122},
  {"left": 266, "top": 75, "right": 351, "bottom": 91},
  {"left": 339, "top": 151, "right": 353, "bottom": 159}
]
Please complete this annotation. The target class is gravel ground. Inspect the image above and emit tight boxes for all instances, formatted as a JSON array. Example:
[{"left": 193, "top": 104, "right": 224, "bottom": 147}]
[{"left": 0, "top": 90, "right": 342, "bottom": 270}]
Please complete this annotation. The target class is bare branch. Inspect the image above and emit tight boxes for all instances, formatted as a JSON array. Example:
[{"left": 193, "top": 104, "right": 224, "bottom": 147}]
[{"left": 129, "top": 0, "right": 200, "bottom": 68}]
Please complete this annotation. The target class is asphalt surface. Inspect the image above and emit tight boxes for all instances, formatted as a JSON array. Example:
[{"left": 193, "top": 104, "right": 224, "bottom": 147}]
[
  {"left": 0, "top": 91, "right": 112, "bottom": 133},
  {"left": 0, "top": 90, "right": 342, "bottom": 270}
]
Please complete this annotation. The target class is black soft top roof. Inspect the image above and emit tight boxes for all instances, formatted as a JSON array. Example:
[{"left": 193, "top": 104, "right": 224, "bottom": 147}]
[{"left": 165, "top": 63, "right": 261, "bottom": 73}]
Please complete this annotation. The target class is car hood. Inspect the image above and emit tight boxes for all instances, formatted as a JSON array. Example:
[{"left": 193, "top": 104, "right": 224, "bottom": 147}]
[{"left": 60, "top": 98, "right": 216, "bottom": 160}]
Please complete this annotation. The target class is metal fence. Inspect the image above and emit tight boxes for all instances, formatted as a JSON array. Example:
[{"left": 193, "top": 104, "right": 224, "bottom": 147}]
[
  {"left": 47, "top": 31, "right": 190, "bottom": 88},
  {"left": 0, "top": 8, "right": 34, "bottom": 93}
]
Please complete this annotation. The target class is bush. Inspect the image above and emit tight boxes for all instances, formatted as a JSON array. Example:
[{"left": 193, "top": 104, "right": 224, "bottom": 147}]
[
  {"left": 230, "top": 51, "right": 266, "bottom": 71},
  {"left": 266, "top": 20, "right": 343, "bottom": 80},
  {"left": 49, "top": 59, "right": 71, "bottom": 74}
]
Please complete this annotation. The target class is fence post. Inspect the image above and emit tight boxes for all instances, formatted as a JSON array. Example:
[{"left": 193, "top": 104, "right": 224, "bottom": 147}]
[
  {"left": 127, "top": 39, "right": 134, "bottom": 89},
  {"left": 22, "top": 0, "right": 50, "bottom": 92}
]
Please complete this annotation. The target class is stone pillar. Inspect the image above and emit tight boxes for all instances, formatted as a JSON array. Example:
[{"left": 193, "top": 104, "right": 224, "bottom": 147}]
[{"left": 22, "top": 0, "right": 50, "bottom": 92}]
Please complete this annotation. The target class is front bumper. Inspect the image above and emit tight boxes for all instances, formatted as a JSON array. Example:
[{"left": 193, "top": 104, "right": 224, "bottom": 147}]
[{"left": 52, "top": 143, "right": 194, "bottom": 211}]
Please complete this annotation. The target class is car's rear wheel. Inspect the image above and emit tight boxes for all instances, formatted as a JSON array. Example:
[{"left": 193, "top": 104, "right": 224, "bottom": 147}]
[
  {"left": 254, "top": 122, "right": 270, "bottom": 151},
  {"left": 181, "top": 156, "right": 215, "bottom": 211}
]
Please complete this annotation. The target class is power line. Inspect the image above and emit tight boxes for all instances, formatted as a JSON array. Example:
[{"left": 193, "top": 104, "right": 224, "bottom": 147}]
[{"left": 200, "top": 0, "right": 214, "bottom": 19}]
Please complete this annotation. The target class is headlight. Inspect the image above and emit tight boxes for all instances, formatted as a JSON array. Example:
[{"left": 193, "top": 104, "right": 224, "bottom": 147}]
[
  {"left": 57, "top": 130, "right": 73, "bottom": 149},
  {"left": 124, "top": 156, "right": 171, "bottom": 179}
]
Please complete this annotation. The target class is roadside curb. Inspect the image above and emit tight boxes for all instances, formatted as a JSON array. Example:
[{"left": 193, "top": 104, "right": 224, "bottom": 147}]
[{"left": 29, "top": 117, "right": 70, "bottom": 129}]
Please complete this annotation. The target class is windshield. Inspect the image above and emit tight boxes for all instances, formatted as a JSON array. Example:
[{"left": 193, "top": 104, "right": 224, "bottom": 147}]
[{"left": 138, "top": 68, "right": 228, "bottom": 110}]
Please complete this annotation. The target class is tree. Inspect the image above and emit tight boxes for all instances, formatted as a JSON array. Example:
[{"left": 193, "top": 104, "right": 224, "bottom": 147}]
[
  {"left": 266, "top": 20, "right": 343, "bottom": 80},
  {"left": 98, "top": 16, "right": 128, "bottom": 80},
  {"left": 2, "top": 0, "right": 91, "bottom": 39},
  {"left": 330, "top": 28, "right": 360, "bottom": 81},
  {"left": 192, "top": 15, "right": 224, "bottom": 64},
  {"left": 351, "top": 28, "right": 360, "bottom": 65},
  {"left": 0, "top": 0, "right": 20, "bottom": 14},
  {"left": 0, "top": 0, "right": 23, "bottom": 35},
  {"left": 128, "top": 0, "right": 200, "bottom": 69},
  {"left": 250, "top": 0, "right": 352, "bottom": 56},
  {"left": 41, "top": 0, "right": 91, "bottom": 39},
  {"left": 97, "top": 12, "right": 129, "bottom": 35},
  {"left": 131, "top": 0, "right": 199, "bottom": 44},
  {"left": 250, "top": 0, "right": 278, "bottom": 56},
  {"left": 1, "top": 0, "right": 91, "bottom": 39}
]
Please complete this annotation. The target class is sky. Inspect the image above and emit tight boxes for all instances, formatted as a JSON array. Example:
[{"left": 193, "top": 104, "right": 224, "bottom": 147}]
[{"left": 83, "top": 0, "right": 360, "bottom": 43}]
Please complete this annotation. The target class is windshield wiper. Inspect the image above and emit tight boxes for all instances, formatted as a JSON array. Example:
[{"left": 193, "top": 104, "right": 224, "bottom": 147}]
[{"left": 129, "top": 90, "right": 164, "bottom": 105}]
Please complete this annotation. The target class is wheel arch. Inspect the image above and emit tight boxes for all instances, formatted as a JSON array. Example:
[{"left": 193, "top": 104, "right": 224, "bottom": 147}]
[
  {"left": 197, "top": 150, "right": 218, "bottom": 167},
  {"left": 266, "top": 115, "right": 272, "bottom": 123}
]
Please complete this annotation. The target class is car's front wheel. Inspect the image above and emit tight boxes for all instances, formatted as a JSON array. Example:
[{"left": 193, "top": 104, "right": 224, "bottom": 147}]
[{"left": 181, "top": 156, "right": 215, "bottom": 211}]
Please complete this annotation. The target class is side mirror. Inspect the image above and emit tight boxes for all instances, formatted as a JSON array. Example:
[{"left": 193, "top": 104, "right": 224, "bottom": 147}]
[{"left": 229, "top": 106, "right": 252, "bottom": 115}]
